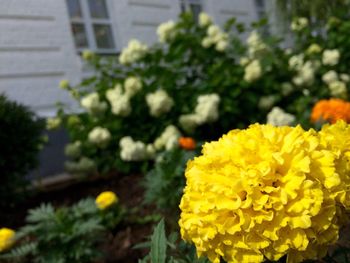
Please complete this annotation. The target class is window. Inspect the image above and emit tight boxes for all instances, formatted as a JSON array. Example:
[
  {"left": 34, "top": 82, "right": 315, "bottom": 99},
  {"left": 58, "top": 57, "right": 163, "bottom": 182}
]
[
  {"left": 180, "top": 0, "right": 203, "bottom": 21},
  {"left": 254, "top": 0, "right": 269, "bottom": 35},
  {"left": 255, "top": 0, "right": 266, "bottom": 20},
  {"left": 66, "top": 0, "right": 116, "bottom": 53}
]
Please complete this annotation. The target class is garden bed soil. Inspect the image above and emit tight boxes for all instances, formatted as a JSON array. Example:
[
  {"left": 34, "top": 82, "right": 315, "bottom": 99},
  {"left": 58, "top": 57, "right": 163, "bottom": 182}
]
[{"left": 1, "top": 173, "right": 155, "bottom": 263}]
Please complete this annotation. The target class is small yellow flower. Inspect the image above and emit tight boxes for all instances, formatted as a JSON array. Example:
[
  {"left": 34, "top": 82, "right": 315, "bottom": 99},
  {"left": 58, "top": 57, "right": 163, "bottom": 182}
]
[
  {"left": 0, "top": 228, "right": 15, "bottom": 252},
  {"left": 95, "top": 191, "right": 118, "bottom": 210}
]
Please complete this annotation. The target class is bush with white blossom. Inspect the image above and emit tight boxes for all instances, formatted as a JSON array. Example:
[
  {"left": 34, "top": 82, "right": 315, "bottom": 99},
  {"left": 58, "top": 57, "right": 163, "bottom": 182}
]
[{"left": 54, "top": 11, "right": 350, "bottom": 175}]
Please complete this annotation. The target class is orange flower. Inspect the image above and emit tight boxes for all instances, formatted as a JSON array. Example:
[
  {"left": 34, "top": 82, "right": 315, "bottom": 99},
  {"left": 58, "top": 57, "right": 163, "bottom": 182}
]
[
  {"left": 311, "top": 98, "right": 350, "bottom": 124},
  {"left": 178, "top": 137, "right": 196, "bottom": 150}
]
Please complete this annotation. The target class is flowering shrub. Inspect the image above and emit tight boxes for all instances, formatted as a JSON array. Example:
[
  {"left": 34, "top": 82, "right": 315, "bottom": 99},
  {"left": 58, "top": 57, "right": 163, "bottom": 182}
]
[
  {"left": 55, "top": 13, "right": 288, "bottom": 174},
  {"left": 144, "top": 145, "right": 200, "bottom": 211},
  {"left": 179, "top": 121, "right": 350, "bottom": 263},
  {"left": 0, "top": 192, "right": 123, "bottom": 263},
  {"left": 311, "top": 98, "right": 350, "bottom": 124}
]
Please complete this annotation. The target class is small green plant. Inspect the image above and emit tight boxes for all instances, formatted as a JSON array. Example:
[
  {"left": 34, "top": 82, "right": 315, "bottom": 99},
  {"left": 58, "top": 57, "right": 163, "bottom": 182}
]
[
  {"left": 137, "top": 219, "right": 210, "bottom": 263},
  {"left": 143, "top": 146, "right": 199, "bottom": 212},
  {"left": 0, "top": 194, "right": 123, "bottom": 263},
  {"left": 0, "top": 94, "right": 45, "bottom": 207}
]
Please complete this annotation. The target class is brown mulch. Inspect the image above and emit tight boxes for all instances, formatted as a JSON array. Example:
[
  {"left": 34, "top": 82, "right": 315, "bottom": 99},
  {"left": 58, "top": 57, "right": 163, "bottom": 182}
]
[{"left": 1, "top": 173, "right": 156, "bottom": 263}]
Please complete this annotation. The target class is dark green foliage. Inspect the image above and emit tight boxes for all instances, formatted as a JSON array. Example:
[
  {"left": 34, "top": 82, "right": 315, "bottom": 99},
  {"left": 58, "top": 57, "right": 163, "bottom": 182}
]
[
  {"left": 138, "top": 219, "right": 210, "bottom": 263},
  {"left": 0, "top": 94, "right": 45, "bottom": 206},
  {"left": 143, "top": 147, "right": 198, "bottom": 211},
  {"left": 0, "top": 198, "right": 123, "bottom": 263}
]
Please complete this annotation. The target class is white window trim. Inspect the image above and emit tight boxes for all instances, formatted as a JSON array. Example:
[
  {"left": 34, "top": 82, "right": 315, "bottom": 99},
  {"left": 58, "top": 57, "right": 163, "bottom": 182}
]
[{"left": 67, "top": 0, "right": 118, "bottom": 54}]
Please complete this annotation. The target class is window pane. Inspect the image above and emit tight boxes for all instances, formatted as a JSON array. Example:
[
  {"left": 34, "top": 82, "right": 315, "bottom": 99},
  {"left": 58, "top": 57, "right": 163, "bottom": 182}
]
[
  {"left": 71, "top": 23, "right": 89, "bottom": 48},
  {"left": 255, "top": 0, "right": 265, "bottom": 9},
  {"left": 93, "top": 24, "right": 115, "bottom": 49},
  {"left": 66, "top": 0, "right": 82, "bottom": 19},
  {"left": 88, "top": 0, "right": 109, "bottom": 18},
  {"left": 190, "top": 4, "right": 202, "bottom": 20}
]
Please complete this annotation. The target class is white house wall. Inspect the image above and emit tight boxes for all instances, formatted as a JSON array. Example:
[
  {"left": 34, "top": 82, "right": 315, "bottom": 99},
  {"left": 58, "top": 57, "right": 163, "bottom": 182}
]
[
  {"left": 0, "top": 0, "right": 81, "bottom": 116},
  {"left": 109, "top": 0, "right": 180, "bottom": 47},
  {"left": 0, "top": 0, "right": 259, "bottom": 117},
  {"left": 205, "top": 0, "right": 258, "bottom": 26}
]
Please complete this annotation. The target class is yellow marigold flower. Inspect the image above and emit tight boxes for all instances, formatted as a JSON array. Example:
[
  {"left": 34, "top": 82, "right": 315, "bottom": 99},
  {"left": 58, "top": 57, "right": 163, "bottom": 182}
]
[
  {"left": 318, "top": 120, "right": 350, "bottom": 207},
  {"left": 95, "top": 191, "right": 118, "bottom": 210},
  {"left": 0, "top": 228, "right": 15, "bottom": 252},
  {"left": 179, "top": 123, "right": 350, "bottom": 263}
]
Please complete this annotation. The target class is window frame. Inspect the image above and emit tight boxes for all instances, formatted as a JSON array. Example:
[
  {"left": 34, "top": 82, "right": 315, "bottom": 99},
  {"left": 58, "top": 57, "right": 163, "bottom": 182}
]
[
  {"left": 255, "top": 0, "right": 266, "bottom": 20},
  {"left": 67, "top": 0, "right": 117, "bottom": 54},
  {"left": 180, "top": 0, "right": 204, "bottom": 20}
]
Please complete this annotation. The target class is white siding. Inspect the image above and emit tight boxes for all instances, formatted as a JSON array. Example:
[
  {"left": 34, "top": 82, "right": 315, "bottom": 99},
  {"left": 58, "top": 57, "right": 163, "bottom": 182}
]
[
  {"left": 110, "top": 0, "right": 258, "bottom": 47},
  {"left": 204, "top": 0, "right": 258, "bottom": 26},
  {"left": 109, "top": 0, "right": 179, "bottom": 47},
  {"left": 0, "top": 0, "right": 81, "bottom": 117}
]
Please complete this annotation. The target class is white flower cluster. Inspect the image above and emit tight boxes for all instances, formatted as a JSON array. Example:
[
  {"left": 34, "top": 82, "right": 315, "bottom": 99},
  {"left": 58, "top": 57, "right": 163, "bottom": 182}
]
[
  {"left": 157, "top": 20, "right": 177, "bottom": 43},
  {"left": 289, "top": 55, "right": 319, "bottom": 86},
  {"left": 198, "top": 12, "right": 212, "bottom": 27},
  {"left": 46, "top": 117, "right": 61, "bottom": 130},
  {"left": 322, "top": 49, "right": 340, "bottom": 66},
  {"left": 258, "top": 95, "right": 275, "bottom": 110},
  {"left": 119, "top": 39, "right": 148, "bottom": 65},
  {"left": 106, "top": 76, "right": 142, "bottom": 116},
  {"left": 246, "top": 30, "right": 267, "bottom": 57},
  {"left": 81, "top": 92, "right": 107, "bottom": 114},
  {"left": 119, "top": 124, "right": 181, "bottom": 162},
  {"left": 64, "top": 140, "right": 82, "bottom": 159},
  {"left": 179, "top": 94, "right": 220, "bottom": 132},
  {"left": 322, "top": 70, "right": 338, "bottom": 84},
  {"left": 329, "top": 81, "right": 347, "bottom": 98},
  {"left": 154, "top": 125, "right": 181, "bottom": 151},
  {"left": 239, "top": 57, "right": 250, "bottom": 66},
  {"left": 124, "top": 76, "right": 143, "bottom": 97},
  {"left": 65, "top": 156, "right": 96, "bottom": 174},
  {"left": 322, "top": 70, "right": 348, "bottom": 98},
  {"left": 119, "top": 136, "right": 155, "bottom": 161},
  {"left": 201, "top": 25, "right": 229, "bottom": 52},
  {"left": 106, "top": 84, "right": 131, "bottom": 116},
  {"left": 146, "top": 89, "right": 174, "bottom": 117},
  {"left": 267, "top": 107, "right": 295, "bottom": 126},
  {"left": 88, "top": 127, "right": 111, "bottom": 147},
  {"left": 288, "top": 54, "right": 304, "bottom": 70},
  {"left": 244, "top": 60, "right": 262, "bottom": 82},
  {"left": 291, "top": 17, "right": 308, "bottom": 31},
  {"left": 292, "top": 61, "right": 318, "bottom": 86}
]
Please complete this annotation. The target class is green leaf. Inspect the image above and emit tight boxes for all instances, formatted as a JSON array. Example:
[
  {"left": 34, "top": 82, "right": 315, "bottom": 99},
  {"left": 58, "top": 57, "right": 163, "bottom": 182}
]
[
  {"left": 0, "top": 242, "right": 38, "bottom": 262},
  {"left": 150, "top": 219, "right": 167, "bottom": 263}
]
